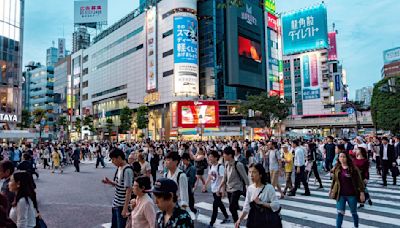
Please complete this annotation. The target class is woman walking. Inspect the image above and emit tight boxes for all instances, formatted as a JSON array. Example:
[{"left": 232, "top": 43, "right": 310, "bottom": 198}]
[
  {"left": 235, "top": 163, "right": 281, "bottom": 228},
  {"left": 193, "top": 147, "right": 208, "bottom": 192},
  {"left": 8, "top": 171, "right": 38, "bottom": 228},
  {"left": 353, "top": 147, "right": 372, "bottom": 208},
  {"left": 330, "top": 151, "right": 365, "bottom": 228},
  {"left": 129, "top": 176, "right": 156, "bottom": 228},
  {"left": 282, "top": 145, "right": 293, "bottom": 195}
]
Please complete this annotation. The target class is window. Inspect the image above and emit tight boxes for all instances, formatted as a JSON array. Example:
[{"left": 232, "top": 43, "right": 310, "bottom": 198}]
[
  {"left": 82, "top": 68, "right": 88, "bottom": 76},
  {"left": 96, "top": 44, "right": 143, "bottom": 70},
  {"left": 82, "top": 81, "right": 88, "bottom": 88},
  {"left": 163, "top": 49, "right": 173, "bottom": 58},
  {"left": 82, "top": 94, "right": 88, "bottom": 101},
  {"left": 163, "top": 69, "right": 174, "bottom": 77},
  {"left": 162, "top": 29, "right": 173, "bottom": 38},
  {"left": 82, "top": 55, "right": 88, "bottom": 63}
]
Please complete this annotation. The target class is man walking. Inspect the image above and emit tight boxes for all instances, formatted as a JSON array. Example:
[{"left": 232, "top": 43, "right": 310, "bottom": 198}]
[
  {"left": 72, "top": 144, "right": 81, "bottom": 172},
  {"left": 324, "top": 136, "right": 336, "bottom": 172},
  {"left": 380, "top": 137, "right": 397, "bottom": 186},
  {"left": 288, "top": 140, "right": 311, "bottom": 196}
]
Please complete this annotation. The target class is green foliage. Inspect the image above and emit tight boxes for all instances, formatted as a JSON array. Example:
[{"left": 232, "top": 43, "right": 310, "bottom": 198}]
[
  {"left": 119, "top": 107, "right": 133, "bottom": 134},
  {"left": 83, "top": 115, "right": 95, "bottom": 132},
  {"left": 18, "top": 109, "right": 31, "bottom": 129},
  {"left": 32, "top": 109, "right": 46, "bottom": 124},
  {"left": 371, "top": 77, "right": 400, "bottom": 134},
  {"left": 137, "top": 105, "right": 149, "bottom": 130},
  {"left": 217, "top": 0, "right": 245, "bottom": 8},
  {"left": 57, "top": 115, "right": 68, "bottom": 130},
  {"left": 106, "top": 118, "right": 114, "bottom": 133},
  {"left": 75, "top": 117, "right": 82, "bottom": 133},
  {"left": 239, "top": 92, "right": 292, "bottom": 127}
]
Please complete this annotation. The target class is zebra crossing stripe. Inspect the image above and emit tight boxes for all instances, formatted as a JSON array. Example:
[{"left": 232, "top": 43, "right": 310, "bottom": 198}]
[{"left": 308, "top": 178, "right": 399, "bottom": 194}]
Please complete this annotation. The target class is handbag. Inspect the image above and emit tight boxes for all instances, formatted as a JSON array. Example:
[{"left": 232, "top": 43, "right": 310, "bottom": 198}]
[
  {"left": 35, "top": 216, "right": 47, "bottom": 228},
  {"left": 246, "top": 185, "right": 283, "bottom": 228}
]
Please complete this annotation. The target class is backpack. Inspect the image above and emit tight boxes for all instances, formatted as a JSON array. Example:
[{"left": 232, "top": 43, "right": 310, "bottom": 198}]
[
  {"left": 113, "top": 165, "right": 134, "bottom": 185},
  {"left": 209, "top": 164, "right": 222, "bottom": 175},
  {"left": 226, "top": 161, "right": 247, "bottom": 196},
  {"left": 164, "top": 170, "right": 184, "bottom": 187}
]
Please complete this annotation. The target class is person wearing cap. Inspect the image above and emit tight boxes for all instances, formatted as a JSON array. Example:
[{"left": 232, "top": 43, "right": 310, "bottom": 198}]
[
  {"left": 153, "top": 178, "right": 194, "bottom": 228},
  {"left": 129, "top": 176, "right": 155, "bottom": 228},
  {"left": 380, "top": 137, "right": 397, "bottom": 186},
  {"left": 164, "top": 152, "right": 190, "bottom": 211}
]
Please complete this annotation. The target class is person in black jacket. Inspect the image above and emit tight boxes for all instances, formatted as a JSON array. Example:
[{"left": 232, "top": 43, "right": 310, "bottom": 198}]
[
  {"left": 147, "top": 145, "right": 160, "bottom": 183},
  {"left": 394, "top": 136, "right": 400, "bottom": 159},
  {"left": 380, "top": 137, "right": 398, "bottom": 186},
  {"left": 343, "top": 138, "right": 354, "bottom": 153},
  {"left": 17, "top": 153, "right": 39, "bottom": 179}
]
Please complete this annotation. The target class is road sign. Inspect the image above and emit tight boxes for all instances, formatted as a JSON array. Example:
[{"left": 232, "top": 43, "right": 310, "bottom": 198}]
[
  {"left": 347, "top": 108, "right": 354, "bottom": 115},
  {"left": 241, "top": 119, "right": 246, "bottom": 127}
]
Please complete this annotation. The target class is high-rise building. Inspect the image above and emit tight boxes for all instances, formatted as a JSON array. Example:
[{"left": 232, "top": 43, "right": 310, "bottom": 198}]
[
  {"left": 54, "top": 56, "right": 71, "bottom": 116},
  {"left": 355, "top": 86, "right": 373, "bottom": 106},
  {"left": 0, "top": 0, "right": 24, "bottom": 127},
  {"left": 46, "top": 46, "right": 58, "bottom": 66},
  {"left": 382, "top": 47, "right": 400, "bottom": 78},
  {"left": 72, "top": 27, "right": 90, "bottom": 53}
]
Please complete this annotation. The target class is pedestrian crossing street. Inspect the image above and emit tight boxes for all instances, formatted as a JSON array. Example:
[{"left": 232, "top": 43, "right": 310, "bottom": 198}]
[{"left": 194, "top": 170, "right": 400, "bottom": 228}]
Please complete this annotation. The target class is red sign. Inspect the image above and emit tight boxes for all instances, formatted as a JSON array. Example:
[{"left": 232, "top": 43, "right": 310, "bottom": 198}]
[
  {"left": 177, "top": 101, "right": 219, "bottom": 128},
  {"left": 269, "top": 90, "right": 279, "bottom": 96},
  {"left": 328, "top": 32, "right": 338, "bottom": 60},
  {"left": 267, "top": 13, "right": 278, "bottom": 31}
]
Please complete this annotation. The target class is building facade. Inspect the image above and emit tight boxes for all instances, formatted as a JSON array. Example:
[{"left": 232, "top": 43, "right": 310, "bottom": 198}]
[
  {"left": 72, "top": 27, "right": 90, "bottom": 53},
  {"left": 355, "top": 86, "right": 373, "bottom": 106},
  {"left": 0, "top": 0, "right": 24, "bottom": 127},
  {"left": 382, "top": 47, "right": 400, "bottom": 78},
  {"left": 46, "top": 46, "right": 58, "bottom": 67},
  {"left": 54, "top": 56, "right": 71, "bottom": 116}
]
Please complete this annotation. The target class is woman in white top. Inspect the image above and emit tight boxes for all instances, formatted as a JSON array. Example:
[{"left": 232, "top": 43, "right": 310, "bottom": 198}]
[
  {"left": 235, "top": 163, "right": 280, "bottom": 228},
  {"left": 8, "top": 171, "right": 38, "bottom": 228}
]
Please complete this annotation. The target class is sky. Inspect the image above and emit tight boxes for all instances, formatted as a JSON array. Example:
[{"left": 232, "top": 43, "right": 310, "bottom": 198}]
[{"left": 23, "top": 0, "right": 400, "bottom": 99}]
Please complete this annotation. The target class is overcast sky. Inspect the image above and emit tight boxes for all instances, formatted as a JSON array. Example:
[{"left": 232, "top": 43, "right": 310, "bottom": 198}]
[{"left": 23, "top": 0, "right": 400, "bottom": 99}]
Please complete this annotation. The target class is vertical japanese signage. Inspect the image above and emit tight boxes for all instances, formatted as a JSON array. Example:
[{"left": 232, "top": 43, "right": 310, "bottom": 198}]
[
  {"left": 58, "top": 38, "right": 66, "bottom": 59},
  {"left": 265, "top": 0, "right": 276, "bottom": 14},
  {"left": 146, "top": 6, "right": 157, "bottom": 92},
  {"left": 302, "top": 53, "right": 320, "bottom": 100},
  {"left": 281, "top": 4, "right": 328, "bottom": 55},
  {"left": 328, "top": 32, "right": 337, "bottom": 60},
  {"left": 335, "top": 74, "right": 341, "bottom": 91},
  {"left": 268, "top": 29, "right": 280, "bottom": 96},
  {"left": 173, "top": 16, "right": 199, "bottom": 96}
]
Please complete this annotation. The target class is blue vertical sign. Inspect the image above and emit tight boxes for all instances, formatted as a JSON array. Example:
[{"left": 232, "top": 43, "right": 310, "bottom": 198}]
[
  {"left": 174, "top": 16, "right": 198, "bottom": 64},
  {"left": 335, "top": 74, "right": 341, "bottom": 91},
  {"left": 303, "top": 55, "right": 310, "bottom": 87},
  {"left": 281, "top": 3, "right": 328, "bottom": 55}
]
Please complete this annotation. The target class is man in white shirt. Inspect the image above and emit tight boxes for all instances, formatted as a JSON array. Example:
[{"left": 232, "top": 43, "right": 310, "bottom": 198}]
[{"left": 288, "top": 140, "right": 311, "bottom": 196}]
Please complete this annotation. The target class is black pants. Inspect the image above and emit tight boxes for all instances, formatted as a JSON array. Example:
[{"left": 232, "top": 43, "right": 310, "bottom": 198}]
[
  {"left": 43, "top": 158, "right": 49, "bottom": 169},
  {"left": 291, "top": 166, "right": 310, "bottom": 195},
  {"left": 151, "top": 167, "right": 157, "bottom": 183},
  {"left": 188, "top": 188, "right": 197, "bottom": 214},
  {"left": 96, "top": 157, "right": 105, "bottom": 168},
  {"left": 308, "top": 161, "right": 323, "bottom": 186},
  {"left": 74, "top": 160, "right": 80, "bottom": 172},
  {"left": 227, "top": 190, "right": 241, "bottom": 222},
  {"left": 375, "top": 156, "right": 382, "bottom": 174},
  {"left": 211, "top": 193, "right": 229, "bottom": 225},
  {"left": 382, "top": 160, "right": 396, "bottom": 185},
  {"left": 325, "top": 159, "right": 333, "bottom": 172}
]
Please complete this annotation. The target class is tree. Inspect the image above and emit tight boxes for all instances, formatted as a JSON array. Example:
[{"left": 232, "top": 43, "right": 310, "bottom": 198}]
[
  {"left": 18, "top": 109, "right": 31, "bottom": 129},
  {"left": 75, "top": 117, "right": 82, "bottom": 136},
  {"left": 371, "top": 77, "right": 400, "bottom": 134},
  {"left": 136, "top": 105, "right": 149, "bottom": 130},
  {"left": 83, "top": 115, "right": 95, "bottom": 133},
  {"left": 239, "top": 92, "right": 292, "bottom": 128},
  {"left": 57, "top": 115, "right": 68, "bottom": 130},
  {"left": 217, "top": 0, "right": 245, "bottom": 8},
  {"left": 119, "top": 107, "right": 133, "bottom": 134},
  {"left": 32, "top": 109, "right": 47, "bottom": 142},
  {"left": 106, "top": 118, "right": 114, "bottom": 134}
]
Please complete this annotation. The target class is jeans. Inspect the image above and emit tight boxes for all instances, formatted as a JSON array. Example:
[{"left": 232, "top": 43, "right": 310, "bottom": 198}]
[
  {"left": 336, "top": 195, "right": 358, "bottom": 228},
  {"left": 210, "top": 193, "right": 229, "bottom": 225},
  {"left": 112, "top": 206, "right": 127, "bottom": 228},
  {"left": 291, "top": 166, "right": 310, "bottom": 195},
  {"left": 96, "top": 156, "right": 105, "bottom": 168},
  {"left": 227, "top": 190, "right": 241, "bottom": 222},
  {"left": 308, "top": 161, "right": 323, "bottom": 186}
]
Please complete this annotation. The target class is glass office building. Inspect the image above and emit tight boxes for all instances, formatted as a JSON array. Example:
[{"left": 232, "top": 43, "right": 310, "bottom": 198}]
[{"left": 0, "top": 0, "right": 24, "bottom": 125}]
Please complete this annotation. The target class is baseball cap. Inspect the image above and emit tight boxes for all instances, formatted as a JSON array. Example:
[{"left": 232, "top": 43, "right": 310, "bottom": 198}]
[{"left": 151, "top": 178, "right": 178, "bottom": 194}]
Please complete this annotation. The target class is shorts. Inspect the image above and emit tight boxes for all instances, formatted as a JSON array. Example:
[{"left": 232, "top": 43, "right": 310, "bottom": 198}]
[
  {"left": 196, "top": 169, "right": 205, "bottom": 176},
  {"left": 270, "top": 170, "right": 280, "bottom": 187}
]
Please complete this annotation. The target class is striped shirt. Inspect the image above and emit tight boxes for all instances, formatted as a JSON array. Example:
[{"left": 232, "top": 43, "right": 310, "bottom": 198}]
[{"left": 112, "top": 165, "right": 133, "bottom": 207}]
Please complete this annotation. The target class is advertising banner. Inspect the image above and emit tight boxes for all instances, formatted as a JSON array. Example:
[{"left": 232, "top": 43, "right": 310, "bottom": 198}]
[
  {"left": 177, "top": 101, "right": 219, "bottom": 128},
  {"left": 383, "top": 47, "right": 400, "bottom": 64},
  {"left": 268, "top": 29, "right": 279, "bottom": 96},
  {"left": 74, "top": 0, "right": 107, "bottom": 25},
  {"left": 265, "top": 0, "right": 276, "bottom": 14},
  {"left": 173, "top": 16, "right": 199, "bottom": 96},
  {"left": 267, "top": 13, "right": 278, "bottom": 31},
  {"left": 282, "top": 4, "right": 328, "bottom": 55},
  {"left": 302, "top": 53, "right": 320, "bottom": 100},
  {"left": 58, "top": 38, "right": 66, "bottom": 59},
  {"left": 146, "top": 7, "right": 157, "bottom": 92},
  {"left": 328, "top": 32, "right": 337, "bottom": 60},
  {"left": 335, "top": 74, "right": 341, "bottom": 91}
]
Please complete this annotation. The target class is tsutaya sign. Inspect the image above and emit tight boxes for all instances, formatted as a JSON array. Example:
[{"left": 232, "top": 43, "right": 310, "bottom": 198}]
[
  {"left": 0, "top": 113, "right": 18, "bottom": 122},
  {"left": 241, "top": 4, "right": 257, "bottom": 26}
]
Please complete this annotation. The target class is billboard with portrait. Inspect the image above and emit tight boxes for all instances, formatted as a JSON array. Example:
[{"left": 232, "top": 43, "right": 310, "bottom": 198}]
[
  {"left": 173, "top": 16, "right": 199, "bottom": 96},
  {"left": 146, "top": 7, "right": 157, "bottom": 92},
  {"left": 281, "top": 3, "right": 328, "bottom": 55},
  {"left": 74, "top": 0, "right": 107, "bottom": 25},
  {"left": 177, "top": 101, "right": 219, "bottom": 128}
]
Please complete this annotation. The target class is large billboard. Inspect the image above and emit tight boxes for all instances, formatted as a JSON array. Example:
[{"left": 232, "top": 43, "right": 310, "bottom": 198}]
[
  {"left": 302, "top": 53, "right": 320, "bottom": 100},
  {"left": 267, "top": 29, "right": 280, "bottom": 96},
  {"left": 238, "top": 36, "right": 262, "bottom": 63},
  {"left": 146, "top": 7, "right": 157, "bottom": 92},
  {"left": 177, "top": 101, "right": 219, "bottom": 128},
  {"left": 282, "top": 4, "right": 328, "bottom": 55},
  {"left": 173, "top": 16, "right": 199, "bottom": 96},
  {"left": 383, "top": 47, "right": 400, "bottom": 64},
  {"left": 74, "top": 0, "right": 107, "bottom": 25},
  {"left": 328, "top": 32, "right": 337, "bottom": 61}
]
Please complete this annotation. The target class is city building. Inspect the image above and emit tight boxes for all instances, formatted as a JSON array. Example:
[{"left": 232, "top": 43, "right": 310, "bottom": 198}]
[
  {"left": 23, "top": 63, "right": 55, "bottom": 131},
  {"left": 54, "top": 56, "right": 71, "bottom": 117},
  {"left": 46, "top": 45, "right": 58, "bottom": 67},
  {"left": 72, "top": 27, "right": 90, "bottom": 53},
  {"left": 355, "top": 86, "right": 373, "bottom": 106},
  {"left": 0, "top": 0, "right": 24, "bottom": 128},
  {"left": 382, "top": 47, "right": 400, "bottom": 78}
]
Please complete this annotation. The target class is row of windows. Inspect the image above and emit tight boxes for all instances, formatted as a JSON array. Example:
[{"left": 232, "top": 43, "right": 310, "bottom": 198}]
[
  {"left": 162, "top": 8, "right": 196, "bottom": 20},
  {"left": 162, "top": 29, "right": 173, "bottom": 38},
  {"left": 162, "top": 49, "right": 173, "bottom": 58},
  {"left": 91, "top": 26, "right": 144, "bottom": 59},
  {"left": 163, "top": 69, "right": 173, "bottom": 77},
  {"left": 95, "top": 44, "right": 144, "bottom": 70},
  {"left": 92, "top": 84, "right": 127, "bottom": 99}
]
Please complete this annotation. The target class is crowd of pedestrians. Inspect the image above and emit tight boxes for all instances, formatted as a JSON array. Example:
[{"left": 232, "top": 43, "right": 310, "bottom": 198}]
[{"left": 0, "top": 134, "right": 399, "bottom": 228}]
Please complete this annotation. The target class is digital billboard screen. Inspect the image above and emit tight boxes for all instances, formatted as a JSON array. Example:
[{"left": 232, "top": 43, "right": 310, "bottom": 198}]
[
  {"left": 282, "top": 3, "right": 328, "bottom": 55},
  {"left": 177, "top": 101, "right": 219, "bottom": 128},
  {"left": 302, "top": 53, "right": 321, "bottom": 100},
  {"left": 238, "top": 36, "right": 262, "bottom": 63}
]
